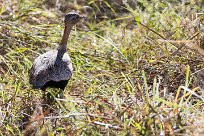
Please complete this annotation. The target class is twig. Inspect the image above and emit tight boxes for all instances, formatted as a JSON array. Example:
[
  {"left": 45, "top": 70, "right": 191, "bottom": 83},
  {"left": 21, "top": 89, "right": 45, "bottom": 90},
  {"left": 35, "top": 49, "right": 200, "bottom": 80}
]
[
  {"left": 171, "top": 32, "right": 200, "bottom": 56},
  {"left": 179, "top": 86, "right": 204, "bottom": 102},
  {"left": 43, "top": 113, "right": 112, "bottom": 120},
  {"left": 119, "top": 102, "right": 133, "bottom": 117},
  {"left": 92, "top": 121, "right": 122, "bottom": 130}
]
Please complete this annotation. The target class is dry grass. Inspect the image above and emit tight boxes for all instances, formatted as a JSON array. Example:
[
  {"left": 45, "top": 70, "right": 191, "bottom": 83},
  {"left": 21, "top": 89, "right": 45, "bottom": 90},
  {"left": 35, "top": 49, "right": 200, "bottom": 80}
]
[{"left": 0, "top": 0, "right": 204, "bottom": 135}]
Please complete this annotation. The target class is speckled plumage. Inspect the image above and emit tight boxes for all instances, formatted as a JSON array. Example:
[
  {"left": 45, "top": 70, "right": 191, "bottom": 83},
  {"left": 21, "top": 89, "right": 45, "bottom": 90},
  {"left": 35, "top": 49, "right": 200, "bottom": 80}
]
[{"left": 29, "top": 49, "right": 73, "bottom": 89}]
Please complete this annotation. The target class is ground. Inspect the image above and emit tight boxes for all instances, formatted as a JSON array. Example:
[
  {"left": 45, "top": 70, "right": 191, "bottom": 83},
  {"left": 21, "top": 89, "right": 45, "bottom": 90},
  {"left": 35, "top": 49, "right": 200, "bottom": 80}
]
[{"left": 0, "top": 0, "right": 204, "bottom": 135}]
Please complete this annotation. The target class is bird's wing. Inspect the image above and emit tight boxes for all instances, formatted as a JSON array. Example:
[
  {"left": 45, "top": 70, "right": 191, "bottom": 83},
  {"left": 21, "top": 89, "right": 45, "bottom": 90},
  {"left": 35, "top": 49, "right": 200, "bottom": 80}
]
[
  {"left": 29, "top": 50, "right": 56, "bottom": 88},
  {"left": 29, "top": 50, "right": 73, "bottom": 88}
]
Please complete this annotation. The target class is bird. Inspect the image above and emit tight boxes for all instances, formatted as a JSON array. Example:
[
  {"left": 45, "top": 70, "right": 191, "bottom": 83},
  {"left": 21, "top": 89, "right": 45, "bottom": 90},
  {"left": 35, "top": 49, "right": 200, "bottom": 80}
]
[{"left": 29, "top": 12, "right": 85, "bottom": 99}]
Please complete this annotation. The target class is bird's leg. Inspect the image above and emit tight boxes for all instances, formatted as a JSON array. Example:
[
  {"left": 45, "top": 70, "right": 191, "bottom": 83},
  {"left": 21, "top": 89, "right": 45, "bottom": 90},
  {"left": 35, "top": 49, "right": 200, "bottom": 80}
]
[
  {"left": 41, "top": 88, "right": 50, "bottom": 111},
  {"left": 59, "top": 89, "right": 64, "bottom": 99},
  {"left": 43, "top": 91, "right": 46, "bottom": 101},
  {"left": 41, "top": 87, "right": 47, "bottom": 101}
]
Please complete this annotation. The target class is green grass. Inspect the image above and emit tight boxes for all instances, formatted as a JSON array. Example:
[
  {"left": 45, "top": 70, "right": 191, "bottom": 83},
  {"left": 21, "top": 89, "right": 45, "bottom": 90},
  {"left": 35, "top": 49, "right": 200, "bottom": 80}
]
[{"left": 0, "top": 0, "right": 204, "bottom": 135}]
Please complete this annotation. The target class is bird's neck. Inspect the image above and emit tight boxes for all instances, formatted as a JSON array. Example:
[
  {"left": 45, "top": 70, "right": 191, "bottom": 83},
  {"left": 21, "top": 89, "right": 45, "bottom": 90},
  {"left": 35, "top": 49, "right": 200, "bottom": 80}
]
[{"left": 57, "top": 24, "right": 73, "bottom": 50}]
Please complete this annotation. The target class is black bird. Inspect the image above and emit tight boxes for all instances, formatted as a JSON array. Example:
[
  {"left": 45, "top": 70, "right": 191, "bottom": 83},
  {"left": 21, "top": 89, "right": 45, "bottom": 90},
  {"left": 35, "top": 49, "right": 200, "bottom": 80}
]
[{"left": 29, "top": 12, "right": 85, "bottom": 98}]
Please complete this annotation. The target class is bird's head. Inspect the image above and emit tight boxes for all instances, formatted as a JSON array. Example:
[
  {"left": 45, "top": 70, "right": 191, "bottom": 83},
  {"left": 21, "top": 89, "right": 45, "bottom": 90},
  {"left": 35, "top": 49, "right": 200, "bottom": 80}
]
[{"left": 64, "top": 12, "right": 86, "bottom": 26}]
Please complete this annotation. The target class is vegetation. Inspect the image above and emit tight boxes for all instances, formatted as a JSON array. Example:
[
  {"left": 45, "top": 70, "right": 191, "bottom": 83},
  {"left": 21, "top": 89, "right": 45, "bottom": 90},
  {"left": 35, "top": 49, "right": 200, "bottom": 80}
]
[{"left": 0, "top": 0, "right": 204, "bottom": 135}]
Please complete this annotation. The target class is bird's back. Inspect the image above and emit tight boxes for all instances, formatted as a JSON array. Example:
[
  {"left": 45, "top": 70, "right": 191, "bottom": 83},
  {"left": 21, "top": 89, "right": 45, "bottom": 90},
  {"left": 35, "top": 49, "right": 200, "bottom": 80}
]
[{"left": 29, "top": 49, "right": 73, "bottom": 89}]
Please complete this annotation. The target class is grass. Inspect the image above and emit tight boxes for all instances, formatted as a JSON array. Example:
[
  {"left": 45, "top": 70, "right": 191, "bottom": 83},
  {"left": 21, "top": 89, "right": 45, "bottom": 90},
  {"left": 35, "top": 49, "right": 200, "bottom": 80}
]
[{"left": 0, "top": 0, "right": 204, "bottom": 135}]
